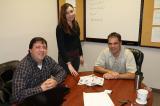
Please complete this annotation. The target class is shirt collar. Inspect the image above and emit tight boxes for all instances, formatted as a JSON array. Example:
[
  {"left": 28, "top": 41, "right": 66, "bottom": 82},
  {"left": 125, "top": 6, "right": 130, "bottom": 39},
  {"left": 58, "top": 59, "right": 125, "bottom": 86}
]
[{"left": 27, "top": 53, "right": 47, "bottom": 66}]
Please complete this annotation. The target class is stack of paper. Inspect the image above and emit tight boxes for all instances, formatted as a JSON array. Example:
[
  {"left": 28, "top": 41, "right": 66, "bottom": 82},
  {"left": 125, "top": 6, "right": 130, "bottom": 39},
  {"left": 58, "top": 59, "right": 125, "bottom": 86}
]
[
  {"left": 83, "top": 91, "right": 114, "bottom": 106},
  {"left": 78, "top": 74, "right": 104, "bottom": 86}
]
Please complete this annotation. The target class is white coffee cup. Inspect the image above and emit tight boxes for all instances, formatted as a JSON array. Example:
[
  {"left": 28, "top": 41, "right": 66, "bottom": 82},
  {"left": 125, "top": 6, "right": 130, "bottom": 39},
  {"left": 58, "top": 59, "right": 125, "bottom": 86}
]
[{"left": 136, "top": 89, "right": 148, "bottom": 104}]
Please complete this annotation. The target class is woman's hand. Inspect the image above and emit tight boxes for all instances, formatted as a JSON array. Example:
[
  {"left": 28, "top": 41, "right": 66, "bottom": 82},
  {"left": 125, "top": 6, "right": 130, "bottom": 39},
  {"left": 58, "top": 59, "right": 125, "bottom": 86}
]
[
  {"left": 67, "top": 62, "right": 79, "bottom": 77},
  {"left": 80, "top": 56, "right": 84, "bottom": 66}
]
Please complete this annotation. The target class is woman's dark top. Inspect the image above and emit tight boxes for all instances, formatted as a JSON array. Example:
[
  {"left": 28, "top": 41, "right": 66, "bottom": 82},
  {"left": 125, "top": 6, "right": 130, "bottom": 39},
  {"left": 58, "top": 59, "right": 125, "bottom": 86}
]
[{"left": 56, "top": 22, "right": 83, "bottom": 63}]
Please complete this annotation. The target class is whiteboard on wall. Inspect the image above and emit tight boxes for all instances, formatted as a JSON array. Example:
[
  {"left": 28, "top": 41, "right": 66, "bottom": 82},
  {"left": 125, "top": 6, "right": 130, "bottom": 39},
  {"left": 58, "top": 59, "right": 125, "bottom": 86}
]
[{"left": 86, "top": 0, "right": 142, "bottom": 43}]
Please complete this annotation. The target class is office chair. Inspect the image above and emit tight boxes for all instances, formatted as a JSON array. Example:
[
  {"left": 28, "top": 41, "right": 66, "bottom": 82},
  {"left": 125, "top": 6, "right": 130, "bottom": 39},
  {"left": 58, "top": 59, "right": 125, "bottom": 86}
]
[
  {"left": 0, "top": 60, "right": 19, "bottom": 105},
  {"left": 128, "top": 48, "right": 144, "bottom": 72}
]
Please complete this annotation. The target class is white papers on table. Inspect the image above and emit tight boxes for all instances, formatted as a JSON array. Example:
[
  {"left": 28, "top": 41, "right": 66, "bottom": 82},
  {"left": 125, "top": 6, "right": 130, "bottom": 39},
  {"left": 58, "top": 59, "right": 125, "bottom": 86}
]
[
  {"left": 83, "top": 91, "right": 114, "bottom": 106},
  {"left": 78, "top": 74, "right": 104, "bottom": 86}
]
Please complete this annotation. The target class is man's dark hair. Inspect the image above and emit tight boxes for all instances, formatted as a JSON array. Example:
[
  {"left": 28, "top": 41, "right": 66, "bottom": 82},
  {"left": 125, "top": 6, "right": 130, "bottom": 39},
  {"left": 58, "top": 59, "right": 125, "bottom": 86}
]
[
  {"left": 29, "top": 37, "right": 47, "bottom": 49},
  {"left": 107, "top": 32, "right": 121, "bottom": 42}
]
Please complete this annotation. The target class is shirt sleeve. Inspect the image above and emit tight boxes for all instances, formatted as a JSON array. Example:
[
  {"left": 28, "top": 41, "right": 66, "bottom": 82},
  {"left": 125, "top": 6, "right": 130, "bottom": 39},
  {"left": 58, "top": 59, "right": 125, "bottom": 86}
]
[
  {"left": 56, "top": 25, "right": 70, "bottom": 63},
  {"left": 125, "top": 50, "right": 137, "bottom": 73},
  {"left": 12, "top": 64, "right": 42, "bottom": 102},
  {"left": 50, "top": 59, "right": 67, "bottom": 84},
  {"left": 94, "top": 49, "right": 107, "bottom": 67},
  {"left": 76, "top": 22, "right": 83, "bottom": 56}
]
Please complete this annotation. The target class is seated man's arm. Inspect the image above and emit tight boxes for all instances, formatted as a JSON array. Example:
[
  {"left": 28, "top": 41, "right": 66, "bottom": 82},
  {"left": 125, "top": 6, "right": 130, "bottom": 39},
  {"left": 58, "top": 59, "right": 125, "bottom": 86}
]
[
  {"left": 94, "top": 66, "right": 112, "bottom": 74},
  {"left": 51, "top": 59, "right": 67, "bottom": 84},
  {"left": 103, "top": 71, "right": 135, "bottom": 79},
  {"left": 94, "top": 66, "right": 107, "bottom": 73},
  {"left": 94, "top": 66, "right": 120, "bottom": 79},
  {"left": 94, "top": 64, "right": 135, "bottom": 80},
  {"left": 95, "top": 66, "right": 119, "bottom": 79},
  {"left": 116, "top": 72, "right": 135, "bottom": 79},
  {"left": 94, "top": 49, "right": 110, "bottom": 73},
  {"left": 94, "top": 65, "right": 135, "bottom": 79}
]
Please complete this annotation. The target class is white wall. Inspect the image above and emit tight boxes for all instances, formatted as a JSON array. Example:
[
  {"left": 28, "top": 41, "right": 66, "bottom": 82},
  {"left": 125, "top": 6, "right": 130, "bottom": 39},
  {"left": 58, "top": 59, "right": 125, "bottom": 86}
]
[
  {"left": 0, "top": 0, "right": 58, "bottom": 63},
  {"left": 80, "top": 42, "right": 160, "bottom": 89}
]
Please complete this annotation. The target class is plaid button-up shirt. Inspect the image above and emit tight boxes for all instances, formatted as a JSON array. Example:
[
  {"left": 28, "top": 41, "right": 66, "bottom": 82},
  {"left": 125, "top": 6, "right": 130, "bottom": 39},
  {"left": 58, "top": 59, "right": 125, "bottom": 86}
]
[{"left": 12, "top": 54, "right": 66, "bottom": 102}]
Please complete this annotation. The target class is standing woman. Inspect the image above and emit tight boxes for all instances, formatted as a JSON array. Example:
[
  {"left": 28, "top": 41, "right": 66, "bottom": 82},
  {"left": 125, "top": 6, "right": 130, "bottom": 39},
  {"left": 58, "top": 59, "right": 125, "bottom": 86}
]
[{"left": 56, "top": 3, "right": 84, "bottom": 77}]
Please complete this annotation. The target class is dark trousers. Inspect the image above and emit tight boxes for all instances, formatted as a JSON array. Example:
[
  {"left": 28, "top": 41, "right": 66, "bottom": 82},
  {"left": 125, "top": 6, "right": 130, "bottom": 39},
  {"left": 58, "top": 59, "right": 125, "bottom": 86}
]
[
  {"left": 58, "top": 55, "right": 80, "bottom": 74},
  {"left": 19, "top": 90, "right": 55, "bottom": 106},
  {"left": 18, "top": 86, "right": 69, "bottom": 106}
]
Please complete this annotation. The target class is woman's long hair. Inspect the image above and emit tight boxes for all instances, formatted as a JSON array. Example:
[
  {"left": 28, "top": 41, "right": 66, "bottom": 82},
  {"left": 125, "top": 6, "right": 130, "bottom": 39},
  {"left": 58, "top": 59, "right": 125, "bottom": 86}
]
[{"left": 59, "top": 3, "right": 78, "bottom": 34}]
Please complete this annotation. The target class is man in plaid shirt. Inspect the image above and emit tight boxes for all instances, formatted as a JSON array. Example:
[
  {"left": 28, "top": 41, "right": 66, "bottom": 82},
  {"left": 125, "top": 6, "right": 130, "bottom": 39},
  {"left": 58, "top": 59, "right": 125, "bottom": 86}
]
[{"left": 12, "top": 37, "right": 66, "bottom": 105}]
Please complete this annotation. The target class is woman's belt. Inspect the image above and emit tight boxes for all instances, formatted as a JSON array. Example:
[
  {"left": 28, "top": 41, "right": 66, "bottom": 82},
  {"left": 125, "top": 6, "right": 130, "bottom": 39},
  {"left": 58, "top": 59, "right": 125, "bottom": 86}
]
[{"left": 66, "top": 50, "right": 79, "bottom": 57}]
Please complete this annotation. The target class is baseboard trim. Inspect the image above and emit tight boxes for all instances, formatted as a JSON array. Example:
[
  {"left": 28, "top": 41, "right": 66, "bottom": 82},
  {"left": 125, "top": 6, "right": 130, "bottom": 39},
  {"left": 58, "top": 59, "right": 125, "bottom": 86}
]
[{"left": 152, "top": 88, "right": 160, "bottom": 93}]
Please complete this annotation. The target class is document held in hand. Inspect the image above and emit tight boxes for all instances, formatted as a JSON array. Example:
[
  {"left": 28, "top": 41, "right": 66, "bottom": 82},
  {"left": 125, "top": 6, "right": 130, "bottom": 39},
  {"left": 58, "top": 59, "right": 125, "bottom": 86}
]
[{"left": 83, "top": 91, "right": 114, "bottom": 106}]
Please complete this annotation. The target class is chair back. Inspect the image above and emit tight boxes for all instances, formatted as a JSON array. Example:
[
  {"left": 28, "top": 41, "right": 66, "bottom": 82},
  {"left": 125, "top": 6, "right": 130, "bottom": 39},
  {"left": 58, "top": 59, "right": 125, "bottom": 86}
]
[
  {"left": 128, "top": 48, "right": 144, "bottom": 72},
  {"left": 0, "top": 60, "right": 19, "bottom": 104}
]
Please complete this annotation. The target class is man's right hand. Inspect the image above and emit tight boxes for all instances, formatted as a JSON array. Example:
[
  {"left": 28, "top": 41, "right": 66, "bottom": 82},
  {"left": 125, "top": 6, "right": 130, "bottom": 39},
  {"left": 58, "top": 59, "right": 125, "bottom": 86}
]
[
  {"left": 40, "top": 79, "right": 57, "bottom": 91},
  {"left": 103, "top": 71, "right": 119, "bottom": 79}
]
